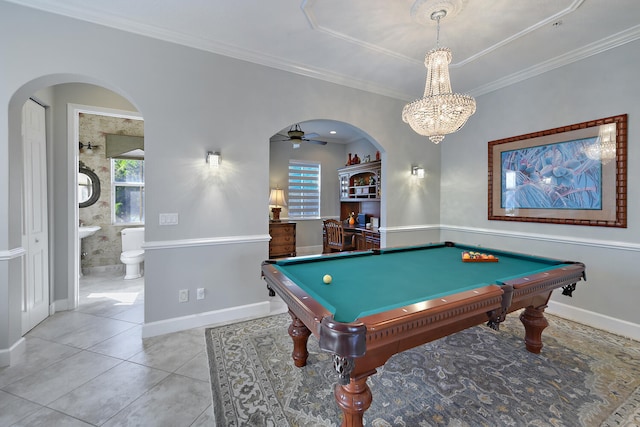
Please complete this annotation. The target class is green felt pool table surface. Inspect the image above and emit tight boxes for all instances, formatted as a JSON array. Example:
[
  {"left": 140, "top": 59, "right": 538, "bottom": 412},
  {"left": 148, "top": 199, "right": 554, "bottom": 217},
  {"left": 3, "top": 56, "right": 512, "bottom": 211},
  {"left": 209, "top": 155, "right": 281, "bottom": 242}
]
[{"left": 273, "top": 242, "right": 571, "bottom": 322}]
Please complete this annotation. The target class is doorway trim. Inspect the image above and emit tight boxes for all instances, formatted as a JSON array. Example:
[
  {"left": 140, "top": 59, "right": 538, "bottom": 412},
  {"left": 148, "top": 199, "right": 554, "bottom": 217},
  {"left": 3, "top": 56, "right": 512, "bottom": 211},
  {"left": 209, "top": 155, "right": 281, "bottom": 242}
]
[{"left": 66, "top": 103, "right": 142, "bottom": 310}]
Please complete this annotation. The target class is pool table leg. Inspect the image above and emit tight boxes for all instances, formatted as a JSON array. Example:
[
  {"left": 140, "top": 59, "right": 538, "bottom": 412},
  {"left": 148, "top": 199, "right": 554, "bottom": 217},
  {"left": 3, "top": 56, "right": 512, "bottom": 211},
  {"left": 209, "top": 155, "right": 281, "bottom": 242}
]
[
  {"left": 334, "top": 375, "right": 373, "bottom": 427},
  {"left": 288, "top": 310, "right": 311, "bottom": 367},
  {"left": 519, "top": 305, "right": 549, "bottom": 354}
]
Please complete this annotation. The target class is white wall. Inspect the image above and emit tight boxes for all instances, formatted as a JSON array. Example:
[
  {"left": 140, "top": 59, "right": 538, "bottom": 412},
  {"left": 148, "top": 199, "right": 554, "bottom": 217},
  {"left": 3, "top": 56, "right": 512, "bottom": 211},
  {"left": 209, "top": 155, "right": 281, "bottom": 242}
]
[
  {"left": 440, "top": 40, "right": 640, "bottom": 334},
  {"left": 0, "top": 2, "right": 438, "bottom": 362}
]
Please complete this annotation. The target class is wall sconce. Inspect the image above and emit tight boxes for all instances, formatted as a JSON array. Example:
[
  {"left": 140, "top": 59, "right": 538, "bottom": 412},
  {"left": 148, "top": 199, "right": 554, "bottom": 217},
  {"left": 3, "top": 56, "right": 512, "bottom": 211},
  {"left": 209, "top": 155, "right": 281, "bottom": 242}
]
[
  {"left": 268, "top": 188, "right": 287, "bottom": 221},
  {"left": 206, "top": 151, "right": 221, "bottom": 168},
  {"left": 79, "top": 141, "right": 99, "bottom": 150},
  {"left": 411, "top": 166, "right": 425, "bottom": 179}
]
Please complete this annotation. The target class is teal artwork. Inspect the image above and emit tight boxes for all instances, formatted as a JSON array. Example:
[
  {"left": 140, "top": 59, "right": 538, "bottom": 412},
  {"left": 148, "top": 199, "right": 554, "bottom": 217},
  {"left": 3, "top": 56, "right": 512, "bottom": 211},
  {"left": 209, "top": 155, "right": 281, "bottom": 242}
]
[{"left": 501, "top": 137, "right": 602, "bottom": 210}]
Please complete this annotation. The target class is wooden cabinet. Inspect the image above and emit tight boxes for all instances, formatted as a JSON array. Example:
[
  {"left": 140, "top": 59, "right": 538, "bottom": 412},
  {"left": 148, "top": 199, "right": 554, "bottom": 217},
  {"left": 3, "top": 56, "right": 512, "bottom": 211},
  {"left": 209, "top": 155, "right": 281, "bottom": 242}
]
[
  {"left": 338, "top": 160, "right": 381, "bottom": 201},
  {"left": 355, "top": 229, "right": 380, "bottom": 250},
  {"left": 269, "top": 222, "right": 296, "bottom": 258}
]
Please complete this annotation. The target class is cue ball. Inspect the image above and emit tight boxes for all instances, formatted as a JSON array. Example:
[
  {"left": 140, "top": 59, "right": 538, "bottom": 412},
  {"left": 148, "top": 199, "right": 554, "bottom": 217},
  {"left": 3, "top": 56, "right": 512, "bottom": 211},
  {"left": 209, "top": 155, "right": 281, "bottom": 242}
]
[{"left": 323, "top": 274, "right": 332, "bottom": 284}]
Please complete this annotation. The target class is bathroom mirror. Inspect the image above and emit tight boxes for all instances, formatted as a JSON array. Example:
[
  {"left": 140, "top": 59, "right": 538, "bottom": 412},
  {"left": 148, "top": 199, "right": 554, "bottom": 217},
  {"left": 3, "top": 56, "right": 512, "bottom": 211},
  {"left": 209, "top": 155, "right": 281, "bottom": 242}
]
[{"left": 78, "top": 166, "right": 101, "bottom": 208}]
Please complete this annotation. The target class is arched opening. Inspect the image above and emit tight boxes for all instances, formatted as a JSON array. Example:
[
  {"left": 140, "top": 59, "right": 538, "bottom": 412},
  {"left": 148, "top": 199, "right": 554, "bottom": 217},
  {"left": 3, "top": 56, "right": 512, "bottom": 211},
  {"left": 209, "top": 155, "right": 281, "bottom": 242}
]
[
  {"left": 268, "top": 119, "right": 383, "bottom": 257},
  {"left": 7, "top": 75, "right": 144, "bottom": 342}
]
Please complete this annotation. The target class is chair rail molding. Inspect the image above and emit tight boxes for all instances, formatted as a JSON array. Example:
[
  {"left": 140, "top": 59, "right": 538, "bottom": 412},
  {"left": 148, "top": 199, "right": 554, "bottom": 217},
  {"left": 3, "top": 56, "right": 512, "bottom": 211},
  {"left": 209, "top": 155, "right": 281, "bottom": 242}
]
[
  {"left": 143, "top": 234, "right": 271, "bottom": 251},
  {"left": 439, "top": 224, "right": 640, "bottom": 252},
  {"left": 0, "top": 247, "right": 26, "bottom": 261}
]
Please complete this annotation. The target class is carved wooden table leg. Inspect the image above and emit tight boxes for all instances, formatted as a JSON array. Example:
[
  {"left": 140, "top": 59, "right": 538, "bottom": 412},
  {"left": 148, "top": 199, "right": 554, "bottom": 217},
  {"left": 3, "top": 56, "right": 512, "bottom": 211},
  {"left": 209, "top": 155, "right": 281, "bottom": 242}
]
[
  {"left": 334, "top": 376, "right": 373, "bottom": 427},
  {"left": 288, "top": 310, "right": 311, "bottom": 367},
  {"left": 519, "top": 305, "right": 549, "bottom": 354}
]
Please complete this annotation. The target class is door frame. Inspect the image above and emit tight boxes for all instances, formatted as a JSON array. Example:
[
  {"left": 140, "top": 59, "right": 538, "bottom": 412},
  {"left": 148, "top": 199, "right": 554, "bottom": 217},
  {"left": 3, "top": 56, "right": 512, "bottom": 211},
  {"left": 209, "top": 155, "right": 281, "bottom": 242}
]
[{"left": 66, "top": 103, "right": 143, "bottom": 309}]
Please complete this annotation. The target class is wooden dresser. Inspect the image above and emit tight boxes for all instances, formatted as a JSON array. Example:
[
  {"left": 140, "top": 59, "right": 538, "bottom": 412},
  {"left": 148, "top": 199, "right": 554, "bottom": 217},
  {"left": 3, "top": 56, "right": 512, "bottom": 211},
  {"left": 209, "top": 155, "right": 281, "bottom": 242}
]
[{"left": 269, "top": 221, "right": 296, "bottom": 258}]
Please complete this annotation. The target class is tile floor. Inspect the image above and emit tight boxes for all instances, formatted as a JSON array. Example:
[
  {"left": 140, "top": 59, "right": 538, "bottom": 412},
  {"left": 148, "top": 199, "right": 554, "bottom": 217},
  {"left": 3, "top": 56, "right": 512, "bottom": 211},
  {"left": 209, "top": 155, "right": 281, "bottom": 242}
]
[{"left": 0, "top": 271, "right": 283, "bottom": 426}]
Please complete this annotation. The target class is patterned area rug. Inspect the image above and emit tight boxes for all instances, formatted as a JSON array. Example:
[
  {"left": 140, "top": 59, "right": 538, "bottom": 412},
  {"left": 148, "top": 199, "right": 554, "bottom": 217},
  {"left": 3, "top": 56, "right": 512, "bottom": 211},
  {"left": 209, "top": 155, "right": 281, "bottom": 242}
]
[{"left": 206, "top": 313, "right": 640, "bottom": 426}]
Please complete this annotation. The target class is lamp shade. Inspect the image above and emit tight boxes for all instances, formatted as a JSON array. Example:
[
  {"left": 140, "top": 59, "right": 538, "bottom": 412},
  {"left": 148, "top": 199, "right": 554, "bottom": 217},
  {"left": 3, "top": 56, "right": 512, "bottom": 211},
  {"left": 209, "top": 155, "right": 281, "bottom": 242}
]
[{"left": 269, "top": 188, "right": 287, "bottom": 207}]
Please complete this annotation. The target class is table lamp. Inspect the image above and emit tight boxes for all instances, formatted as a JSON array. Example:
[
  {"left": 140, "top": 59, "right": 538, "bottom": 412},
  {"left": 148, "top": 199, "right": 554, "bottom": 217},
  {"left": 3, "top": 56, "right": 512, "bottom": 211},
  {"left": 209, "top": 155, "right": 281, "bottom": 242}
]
[{"left": 269, "top": 188, "right": 287, "bottom": 221}]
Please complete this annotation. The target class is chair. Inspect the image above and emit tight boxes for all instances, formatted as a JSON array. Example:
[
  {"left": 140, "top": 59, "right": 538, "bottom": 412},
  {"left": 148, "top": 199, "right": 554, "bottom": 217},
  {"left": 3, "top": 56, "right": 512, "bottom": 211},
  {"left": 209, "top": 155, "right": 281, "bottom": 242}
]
[{"left": 323, "top": 219, "right": 357, "bottom": 253}]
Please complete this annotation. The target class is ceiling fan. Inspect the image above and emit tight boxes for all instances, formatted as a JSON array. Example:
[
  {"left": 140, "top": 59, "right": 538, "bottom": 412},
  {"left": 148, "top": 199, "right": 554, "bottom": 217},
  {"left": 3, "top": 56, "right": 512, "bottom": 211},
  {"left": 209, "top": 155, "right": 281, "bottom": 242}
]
[{"left": 272, "top": 124, "right": 328, "bottom": 148}]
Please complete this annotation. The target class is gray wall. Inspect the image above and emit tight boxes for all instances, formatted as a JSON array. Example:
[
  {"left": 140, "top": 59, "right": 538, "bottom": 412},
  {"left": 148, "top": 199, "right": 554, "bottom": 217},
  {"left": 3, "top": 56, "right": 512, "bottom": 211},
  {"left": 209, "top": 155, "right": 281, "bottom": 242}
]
[
  {"left": 0, "top": 2, "right": 438, "bottom": 357},
  {"left": 1, "top": 2, "right": 638, "bottom": 362},
  {"left": 440, "top": 40, "right": 640, "bottom": 328}
]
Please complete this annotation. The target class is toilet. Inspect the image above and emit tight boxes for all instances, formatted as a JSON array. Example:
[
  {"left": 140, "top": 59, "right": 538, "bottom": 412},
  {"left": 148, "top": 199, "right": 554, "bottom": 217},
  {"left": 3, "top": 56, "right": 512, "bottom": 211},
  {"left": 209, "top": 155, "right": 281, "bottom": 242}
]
[{"left": 120, "top": 227, "right": 145, "bottom": 279}]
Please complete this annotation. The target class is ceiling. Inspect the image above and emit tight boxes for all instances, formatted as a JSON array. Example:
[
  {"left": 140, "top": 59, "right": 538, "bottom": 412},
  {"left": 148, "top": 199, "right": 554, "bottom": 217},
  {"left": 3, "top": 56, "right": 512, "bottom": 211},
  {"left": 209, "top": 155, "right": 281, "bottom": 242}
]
[{"left": 10, "top": 0, "right": 640, "bottom": 142}]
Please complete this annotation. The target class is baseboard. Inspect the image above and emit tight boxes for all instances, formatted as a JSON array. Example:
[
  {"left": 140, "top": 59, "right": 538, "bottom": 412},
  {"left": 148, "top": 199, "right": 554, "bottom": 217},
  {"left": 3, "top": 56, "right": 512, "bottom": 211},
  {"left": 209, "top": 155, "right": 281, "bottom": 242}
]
[
  {"left": 0, "top": 337, "right": 25, "bottom": 368},
  {"left": 141, "top": 301, "right": 273, "bottom": 338},
  {"left": 52, "top": 298, "right": 69, "bottom": 312},
  {"left": 296, "top": 245, "right": 323, "bottom": 256},
  {"left": 547, "top": 300, "right": 640, "bottom": 341},
  {"left": 83, "top": 264, "right": 124, "bottom": 275}
]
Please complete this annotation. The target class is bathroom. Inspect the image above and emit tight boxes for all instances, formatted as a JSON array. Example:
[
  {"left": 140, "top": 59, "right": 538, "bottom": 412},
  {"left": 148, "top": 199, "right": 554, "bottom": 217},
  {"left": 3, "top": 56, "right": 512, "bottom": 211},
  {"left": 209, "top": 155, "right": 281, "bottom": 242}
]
[{"left": 78, "top": 112, "right": 145, "bottom": 284}]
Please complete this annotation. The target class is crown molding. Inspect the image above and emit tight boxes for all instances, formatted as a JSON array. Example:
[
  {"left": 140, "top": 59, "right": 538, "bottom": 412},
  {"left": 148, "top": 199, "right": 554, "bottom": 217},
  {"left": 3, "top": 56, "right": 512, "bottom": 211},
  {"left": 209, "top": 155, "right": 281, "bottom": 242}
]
[
  {"left": 7, "top": 0, "right": 640, "bottom": 101},
  {"left": 470, "top": 24, "right": 640, "bottom": 97}
]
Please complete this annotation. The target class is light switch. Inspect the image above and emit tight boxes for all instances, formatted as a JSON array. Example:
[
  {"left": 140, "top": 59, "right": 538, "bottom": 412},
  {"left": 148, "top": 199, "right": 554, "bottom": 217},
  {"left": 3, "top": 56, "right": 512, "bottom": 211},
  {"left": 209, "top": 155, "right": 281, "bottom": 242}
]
[{"left": 159, "top": 213, "right": 179, "bottom": 226}]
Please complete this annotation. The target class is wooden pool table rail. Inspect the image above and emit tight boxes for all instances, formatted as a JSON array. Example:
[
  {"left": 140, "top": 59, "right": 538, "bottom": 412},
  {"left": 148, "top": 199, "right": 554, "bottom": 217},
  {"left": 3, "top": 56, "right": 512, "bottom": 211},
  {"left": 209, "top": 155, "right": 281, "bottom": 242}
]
[{"left": 261, "top": 246, "right": 586, "bottom": 427}]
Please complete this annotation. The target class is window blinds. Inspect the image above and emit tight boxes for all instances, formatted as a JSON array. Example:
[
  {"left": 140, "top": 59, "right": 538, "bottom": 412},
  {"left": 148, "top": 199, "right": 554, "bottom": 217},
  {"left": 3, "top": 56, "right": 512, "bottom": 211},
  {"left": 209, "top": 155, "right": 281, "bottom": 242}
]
[{"left": 288, "top": 160, "right": 321, "bottom": 219}]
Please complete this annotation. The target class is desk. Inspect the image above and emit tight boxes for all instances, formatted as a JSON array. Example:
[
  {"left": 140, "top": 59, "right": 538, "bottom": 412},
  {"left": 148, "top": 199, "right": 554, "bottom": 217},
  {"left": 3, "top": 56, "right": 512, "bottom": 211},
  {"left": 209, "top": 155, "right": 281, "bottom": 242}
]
[
  {"left": 345, "top": 224, "right": 380, "bottom": 250},
  {"left": 323, "top": 223, "right": 380, "bottom": 252},
  {"left": 262, "top": 241, "right": 585, "bottom": 427}
]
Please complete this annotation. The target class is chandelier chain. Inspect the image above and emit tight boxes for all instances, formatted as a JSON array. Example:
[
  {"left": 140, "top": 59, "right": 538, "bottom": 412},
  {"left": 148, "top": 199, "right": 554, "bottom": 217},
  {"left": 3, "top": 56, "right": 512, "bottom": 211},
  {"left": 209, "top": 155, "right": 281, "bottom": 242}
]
[{"left": 436, "top": 15, "right": 441, "bottom": 48}]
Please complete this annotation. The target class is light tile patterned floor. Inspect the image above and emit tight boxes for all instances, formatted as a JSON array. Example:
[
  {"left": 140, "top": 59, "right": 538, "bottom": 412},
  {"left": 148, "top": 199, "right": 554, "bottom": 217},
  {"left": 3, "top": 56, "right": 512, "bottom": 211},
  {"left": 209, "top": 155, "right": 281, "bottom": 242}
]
[{"left": 0, "top": 271, "right": 217, "bottom": 426}]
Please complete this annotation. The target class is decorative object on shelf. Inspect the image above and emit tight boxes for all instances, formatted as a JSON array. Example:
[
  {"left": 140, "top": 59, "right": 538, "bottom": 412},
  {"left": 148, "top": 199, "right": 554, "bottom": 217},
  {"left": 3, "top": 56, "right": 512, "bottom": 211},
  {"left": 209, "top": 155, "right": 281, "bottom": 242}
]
[
  {"left": 338, "top": 160, "right": 381, "bottom": 201},
  {"left": 402, "top": 9, "right": 476, "bottom": 144},
  {"left": 206, "top": 151, "right": 221, "bottom": 168},
  {"left": 347, "top": 153, "right": 352, "bottom": 165},
  {"left": 269, "top": 188, "right": 287, "bottom": 221},
  {"left": 352, "top": 154, "right": 360, "bottom": 164},
  {"left": 376, "top": 151, "right": 380, "bottom": 161}
]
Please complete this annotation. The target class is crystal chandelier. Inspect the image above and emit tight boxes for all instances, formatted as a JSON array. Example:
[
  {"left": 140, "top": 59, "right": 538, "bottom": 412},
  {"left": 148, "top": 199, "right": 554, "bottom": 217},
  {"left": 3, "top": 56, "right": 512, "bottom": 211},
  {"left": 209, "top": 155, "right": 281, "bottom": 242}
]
[
  {"left": 402, "top": 10, "right": 476, "bottom": 144},
  {"left": 584, "top": 123, "right": 616, "bottom": 164}
]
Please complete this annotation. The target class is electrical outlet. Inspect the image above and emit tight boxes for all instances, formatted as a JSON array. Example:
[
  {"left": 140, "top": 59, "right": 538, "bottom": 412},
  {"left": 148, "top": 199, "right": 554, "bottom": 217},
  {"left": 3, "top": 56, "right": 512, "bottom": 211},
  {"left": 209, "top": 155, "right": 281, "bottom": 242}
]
[
  {"left": 159, "top": 213, "right": 179, "bottom": 226},
  {"left": 197, "top": 288, "right": 205, "bottom": 300},
  {"left": 178, "top": 289, "right": 188, "bottom": 303}
]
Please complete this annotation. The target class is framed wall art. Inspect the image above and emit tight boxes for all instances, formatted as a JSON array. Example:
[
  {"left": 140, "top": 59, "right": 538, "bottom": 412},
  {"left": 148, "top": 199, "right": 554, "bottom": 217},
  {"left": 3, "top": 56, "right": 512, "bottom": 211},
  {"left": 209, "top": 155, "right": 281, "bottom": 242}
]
[{"left": 488, "top": 114, "right": 627, "bottom": 227}]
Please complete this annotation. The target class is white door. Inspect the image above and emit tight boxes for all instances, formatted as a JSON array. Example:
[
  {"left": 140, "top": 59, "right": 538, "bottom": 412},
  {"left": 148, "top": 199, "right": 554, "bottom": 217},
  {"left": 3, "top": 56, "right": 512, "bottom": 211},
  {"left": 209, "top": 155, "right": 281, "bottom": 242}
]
[{"left": 22, "top": 98, "right": 50, "bottom": 334}]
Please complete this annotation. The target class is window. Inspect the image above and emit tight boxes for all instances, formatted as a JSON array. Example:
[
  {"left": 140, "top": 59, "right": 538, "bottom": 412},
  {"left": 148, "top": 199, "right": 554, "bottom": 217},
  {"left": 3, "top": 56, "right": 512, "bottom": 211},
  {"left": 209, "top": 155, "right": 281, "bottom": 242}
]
[
  {"left": 112, "top": 159, "right": 145, "bottom": 224},
  {"left": 288, "top": 160, "right": 321, "bottom": 219}
]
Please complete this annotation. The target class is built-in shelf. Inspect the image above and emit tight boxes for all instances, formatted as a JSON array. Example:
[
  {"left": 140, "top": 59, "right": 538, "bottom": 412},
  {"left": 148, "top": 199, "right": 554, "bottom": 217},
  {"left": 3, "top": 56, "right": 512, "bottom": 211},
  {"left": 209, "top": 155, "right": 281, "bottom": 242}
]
[{"left": 338, "top": 160, "right": 381, "bottom": 201}]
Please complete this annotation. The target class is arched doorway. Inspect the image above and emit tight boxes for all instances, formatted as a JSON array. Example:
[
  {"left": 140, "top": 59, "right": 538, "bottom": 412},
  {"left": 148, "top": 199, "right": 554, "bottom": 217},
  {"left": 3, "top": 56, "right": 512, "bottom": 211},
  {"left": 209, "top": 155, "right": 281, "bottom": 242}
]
[
  {"left": 6, "top": 76, "right": 143, "bottom": 356},
  {"left": 268, "top": 119, "right": 383, "bottom": 256}
]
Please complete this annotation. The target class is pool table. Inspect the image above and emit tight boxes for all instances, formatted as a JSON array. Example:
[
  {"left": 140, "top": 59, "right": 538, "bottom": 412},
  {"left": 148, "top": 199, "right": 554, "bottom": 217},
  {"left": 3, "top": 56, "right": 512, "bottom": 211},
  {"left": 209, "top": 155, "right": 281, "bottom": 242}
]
[{"left": 261, "top": 242, "right": 585, "bottom": 427}]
